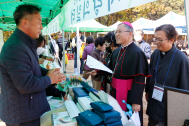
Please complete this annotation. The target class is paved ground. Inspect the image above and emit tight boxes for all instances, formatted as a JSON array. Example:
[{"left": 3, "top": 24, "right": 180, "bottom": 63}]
[{"left": 0, "top": 59, "right": 149, "bottom": 126}]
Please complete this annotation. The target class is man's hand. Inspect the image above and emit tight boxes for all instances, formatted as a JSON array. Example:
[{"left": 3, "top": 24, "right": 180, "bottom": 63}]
[
  {"left": 145, "top": 93, "right": 148, "bottom": 102},
  {"left": 87, "top": 70, "right": 97, "bottom": 76},
  {"left": 132, "top": 104, "right": 141, "bottom": 113},
  {"left": 38, "top": 58, "right": 45, "bottom": 64},
  {"left": 47, "top": 68, "right": 66, "bottom": 84},
  {"left": 64, "top": 94, "right": 68, "bottom": 100}
]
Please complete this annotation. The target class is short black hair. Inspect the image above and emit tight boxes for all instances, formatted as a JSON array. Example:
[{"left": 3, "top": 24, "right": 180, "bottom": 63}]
[
  {"left": 13, "top": 4, "right": 41, "bottom": 25},
  {"left": 95, "top": 37, "right": 105, "bottom": 47},
  {"left": 104, "top": 32, "right": 120, "bottom": 47},
  {"left": 37, "top": 34, "right": 45, "bottom": 47},
  {"left": 86, "top": 37, "right": 94, "bottom": 44},
  {"left": 155, "top": 24, "right": 178, "bottom": 42}
]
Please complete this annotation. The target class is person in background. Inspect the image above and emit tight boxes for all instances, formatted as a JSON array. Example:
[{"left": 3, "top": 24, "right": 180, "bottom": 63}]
[
  {"left": 176, "top": 41, "right": 182, "bottom": 50},
  {"left": 89, "top": 23, "right": 151, "bottom": 126},
  {"left": 182, "top": 41, "right": 188, "bottom": 50},
  {"left": 36, "top": 35, "right": 67, "bottom": 98},
  {"left": 82, "top": 37, "right": 94, "bottom": 80},
  {"left": 72, "top": 31, "right": 86, "bottom": 74},
  {"left": 36, "top": 35, "right": 54, "bottom": 64},
  {"left": 49, "top": 35, "right": 58, "bottom": 57},
  {"left": 134, "top": 29, "right": 151, "bottom": 59},
  {"left": 90, "top": 37, "right": 105, "bottom": 91},
  {"left": 57, "top": 32, "right": 68, "bottom": 61},
  {"left": 145, "top": 24, "right": 189, "bottom": 126},
  {"left": 89, "top": 32, "right": 120, "bottom": 93},
  {"left": 0, "top": 4, "right": 66, "bottom": 126}
]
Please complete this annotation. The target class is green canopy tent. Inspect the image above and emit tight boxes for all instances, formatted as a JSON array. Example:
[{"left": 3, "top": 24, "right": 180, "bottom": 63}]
[
  {"left": 0, "top": 0, "right": 158, "bottom": 75},
  {"left": 0, "top": 0, "right": 70, "bottom": 73},
  {"left": 0, "top": 23, "right": 16, "bottom": 31},
  {"left": 0, "top": 0, "right": 69, "bottom": 29}
]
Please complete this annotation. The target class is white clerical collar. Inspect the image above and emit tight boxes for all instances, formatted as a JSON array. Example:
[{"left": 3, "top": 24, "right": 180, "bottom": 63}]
[
  {"left": 161, "top": 52, "right": 165, "bottom": 55},
  {"left": 121, "top": 41, "right": 133, "bottom": 49}
]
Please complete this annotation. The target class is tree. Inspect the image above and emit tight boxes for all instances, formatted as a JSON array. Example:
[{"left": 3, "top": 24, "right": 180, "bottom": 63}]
[{"left": 96, "top": 0, "right": 185, "bottom": 26}]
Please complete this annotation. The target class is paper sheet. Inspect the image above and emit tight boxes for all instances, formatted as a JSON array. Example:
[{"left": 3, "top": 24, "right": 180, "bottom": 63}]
[
  {"left": 47, "top": 96, "right": 53, "bottom": 101},
  {"left": 40, "top": 107, "right": 66, "bottom": 126},
  {"left": 131, "top": 112, "right": 141, "bottom": 126},
  {"left": 52, "top": 111, "right": 77, "bottom": 126},
  {"left": 48, "top": 99, "right": 65, "bottom": 110},
  {"left": 86, "top": 55, "right": 112, "bottom": 73}
]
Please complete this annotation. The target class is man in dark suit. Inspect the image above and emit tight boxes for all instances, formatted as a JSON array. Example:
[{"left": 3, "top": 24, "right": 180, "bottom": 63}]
[
  {"left": 0, "top": 4, "right": 66, "bottom": 126},
  {"left": 57, "top": 32, "right": 68, "bottom": 61}
]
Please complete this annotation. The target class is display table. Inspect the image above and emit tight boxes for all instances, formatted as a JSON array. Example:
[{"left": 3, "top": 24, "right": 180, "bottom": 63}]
[
  {"left": 39, "top": 61, "right": 126, "bottom": 126},
  {"left": 40, "top": 97, "right": 67, "bottom": 126}
]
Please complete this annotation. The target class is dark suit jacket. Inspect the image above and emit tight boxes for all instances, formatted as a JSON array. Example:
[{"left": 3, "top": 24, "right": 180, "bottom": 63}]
[{"left": 0, "top": 28, "right": 51, "bottom": 125}]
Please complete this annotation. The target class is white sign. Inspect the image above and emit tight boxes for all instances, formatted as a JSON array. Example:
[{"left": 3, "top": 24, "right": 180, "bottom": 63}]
[
  {"left": 42, "top": 13, "right": 63, "bottom": 35},
  {"left": 86, "top": 55, "right": 112, "bottom": 73},
  {"left": 61, "top": 0, "right": 156, "bottom": 27}
]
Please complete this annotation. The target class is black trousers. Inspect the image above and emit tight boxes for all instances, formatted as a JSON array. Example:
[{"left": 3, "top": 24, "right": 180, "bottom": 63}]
[
  {"left": 59, "top": 50, "right": 63, "bottom": 61},
  {"left": 148, "top": 117, "right": 164, "bottom": 126},
  {"left": 6, "top": 118, "right": 40, "bottom": 126}
]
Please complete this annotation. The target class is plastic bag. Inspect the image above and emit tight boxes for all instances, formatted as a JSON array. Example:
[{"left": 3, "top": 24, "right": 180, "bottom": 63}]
[
  {"left": 65, "top": 54, "right": 68, "bottom": 64},
  {"left": 79, "top": 44, "right": 85, "bottom": 58},
  {"left": 124, "top": 120, "right": 136, "bottom": 126}
]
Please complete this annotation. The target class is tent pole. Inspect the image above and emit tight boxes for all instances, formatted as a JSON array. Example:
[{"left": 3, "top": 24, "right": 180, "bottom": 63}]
[
  {"left": 84, "top": 31, "right": 85, "bottom": 37},
  {"left": 146, "top": 34, "right": 148, "bottom": 42},
  {"left": 90, "top": 32, "right": 91, "bottom": 36},
  {"left": 0, "top": 29, "right": 4, "bottom": 52},
  {"left": 69, "top": 31, "right": 70, "bottom": 40},
  {"left": 62, "top": 28, "right": 66, "bottom": 73},
  {"left": 47, "top": 35, "right": 50, "bottom": 56},
  {"left": 185, "top": 35, "right": 186, "bottom": 44},
  {"left": 76, "top": 26, "right": 80, "bottom": 75},
  {"left": 97, "top": 32, "right": 98, "bottom": 38},
  {"left": 184, "top": 0, "right": 189, "bottom": 46}
]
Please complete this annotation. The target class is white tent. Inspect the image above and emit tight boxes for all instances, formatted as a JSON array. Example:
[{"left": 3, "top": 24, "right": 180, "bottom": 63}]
[
  {"left": 131, "top": 18, "right": 155, "bottom": 30},
  {"left": 155, "top": 11, "right": 186, "bottom": 28},
  {"left": 108, "top": 21, "right": 122, "bottom": 30},
  {"left": 64, "top": 19, "right": 114, "bottom": 32}
]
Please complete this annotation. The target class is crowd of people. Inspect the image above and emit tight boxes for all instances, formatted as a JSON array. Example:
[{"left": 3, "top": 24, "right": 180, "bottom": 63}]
[{"left": 0, "top": 3, "right": 189, "bottom": 126}]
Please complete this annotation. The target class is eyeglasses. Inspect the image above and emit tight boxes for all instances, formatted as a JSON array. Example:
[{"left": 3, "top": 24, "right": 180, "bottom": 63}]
[
  {"left": 154, "top": 38, "right": 168, "bottom": 43},
  {"left": 114, "top": 30, "right": 130, "bottom": 34}
]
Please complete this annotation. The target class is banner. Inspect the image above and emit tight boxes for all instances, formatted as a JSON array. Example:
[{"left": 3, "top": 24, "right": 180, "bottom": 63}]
[
  {"left": 43, "top": 0, "right": 156, "bottom": 34},
  {"left": 61, "top": 0, "right": 156, "bottom": 28},
  {"left": 42, "top": 13, "right": 63, "bottom": 35}
]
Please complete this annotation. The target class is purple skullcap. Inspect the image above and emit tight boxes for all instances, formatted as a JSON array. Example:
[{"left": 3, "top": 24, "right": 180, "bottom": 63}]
[{"left": 122, "top": 22, "right": 133, "bottom": 28}]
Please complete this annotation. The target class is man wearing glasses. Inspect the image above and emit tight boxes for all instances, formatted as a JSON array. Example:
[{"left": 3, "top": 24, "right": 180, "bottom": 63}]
[{"left": 111, "top": 22, "right": 151, "bottom": 126}]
